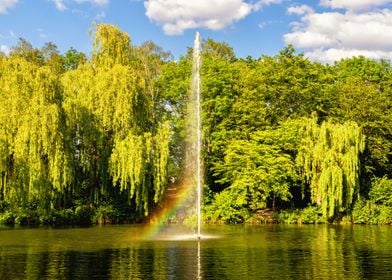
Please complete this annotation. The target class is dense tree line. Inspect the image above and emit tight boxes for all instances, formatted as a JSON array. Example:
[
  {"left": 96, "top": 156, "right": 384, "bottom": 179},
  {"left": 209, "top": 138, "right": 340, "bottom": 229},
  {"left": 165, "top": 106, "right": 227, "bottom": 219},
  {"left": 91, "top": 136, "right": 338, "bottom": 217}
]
[{"left": 0, "top": 24, "right": 391, "bottom": 225}]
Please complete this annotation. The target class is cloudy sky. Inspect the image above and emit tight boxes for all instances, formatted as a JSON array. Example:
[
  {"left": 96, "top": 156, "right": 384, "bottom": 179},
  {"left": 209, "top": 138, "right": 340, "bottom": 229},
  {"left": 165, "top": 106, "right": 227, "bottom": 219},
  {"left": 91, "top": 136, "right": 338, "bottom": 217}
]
[{"left": 0, "top": 0, "right": 391, "bottom": 63}]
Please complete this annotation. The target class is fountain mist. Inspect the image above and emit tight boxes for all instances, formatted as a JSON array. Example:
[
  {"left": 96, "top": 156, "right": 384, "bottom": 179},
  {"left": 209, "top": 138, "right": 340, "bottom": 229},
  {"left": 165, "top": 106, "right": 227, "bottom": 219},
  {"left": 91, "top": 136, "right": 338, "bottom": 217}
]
[
  {"left": 185, "top": 32, "right": 202, "bottom": 239},
  {"left": 144, "top": 32, "right": 203, "bottom": 241},
  {"left": 194, "top": 32, "right": 202, "bottom": 239}
]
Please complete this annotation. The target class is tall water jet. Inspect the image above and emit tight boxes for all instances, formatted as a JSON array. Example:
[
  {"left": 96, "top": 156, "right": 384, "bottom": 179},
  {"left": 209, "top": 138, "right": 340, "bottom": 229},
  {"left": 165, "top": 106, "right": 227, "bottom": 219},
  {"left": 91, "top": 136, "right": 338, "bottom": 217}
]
[
  {"left": 194, "top": 32, "right": 202, "bottom": 239},
  {"left": 186, "top": 31, "right": 203, "bottom": 239},
  {"left": 145, "top": 32, "right": 203, "bottom": 241}
]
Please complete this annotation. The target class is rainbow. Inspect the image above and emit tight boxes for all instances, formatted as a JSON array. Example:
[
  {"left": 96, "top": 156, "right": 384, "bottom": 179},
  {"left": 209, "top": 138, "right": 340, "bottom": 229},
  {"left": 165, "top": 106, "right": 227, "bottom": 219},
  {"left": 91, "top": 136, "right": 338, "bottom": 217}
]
[{"left": 142, "top": 178, "right": 196, "bottom": 240}]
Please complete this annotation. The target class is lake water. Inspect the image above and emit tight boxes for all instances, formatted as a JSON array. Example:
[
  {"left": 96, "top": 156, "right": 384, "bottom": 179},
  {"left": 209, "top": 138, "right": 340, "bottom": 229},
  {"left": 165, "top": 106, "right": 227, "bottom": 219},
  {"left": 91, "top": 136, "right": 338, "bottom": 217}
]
[{"left": 0, "top": 224, "right": 391, "bottom": 279}]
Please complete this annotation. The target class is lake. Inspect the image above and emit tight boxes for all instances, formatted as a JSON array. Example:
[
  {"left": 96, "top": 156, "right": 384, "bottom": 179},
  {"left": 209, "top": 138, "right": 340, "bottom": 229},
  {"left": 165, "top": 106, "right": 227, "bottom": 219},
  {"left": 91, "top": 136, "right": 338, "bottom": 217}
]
[{"left": 0, "top": 224, "right": 391, "bottom": 279}]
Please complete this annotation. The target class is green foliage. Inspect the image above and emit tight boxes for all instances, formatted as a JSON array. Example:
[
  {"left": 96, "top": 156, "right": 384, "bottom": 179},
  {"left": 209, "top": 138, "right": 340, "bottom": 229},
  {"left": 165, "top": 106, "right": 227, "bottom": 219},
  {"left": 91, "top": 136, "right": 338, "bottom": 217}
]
[
  {"left": 211, "top": 120, "right": 302, "bottom": 216},
  {"left": 296, "top": 116, "right": 365, "bottom": 220},
  {"left": 0, "top": 56, "right": 72, "bottom": 207},
  {"left": 0, "top": 24, "right": 171, "bottom": 221},
  {"left": 61, "top": 24, "right": 171, "bottom": 216},
  {"left": 329, "top": 75, "right": 392, "bottom": 177},
  {"left": 352, "top": 199, "right": 392, "bottom": 225},
  {"left": 352, "top": 177, "right": 392, "bottom": 225},
  {"left": 39, "top": 209, "right": 75, "bottom": 226},
  {"left": 183, "top": 213, "right": 198, "bottom": 227},
  {"left": 0, "top": 211, "right": 16, "bottom": 225},
  {"left": 204, "top": 188, "right": 250, "bottom": 223},
  {"left": 275, "top": 210, "right": 300, "bottom": 224},
  {"left": 369, "top": 176, "right": 392, "bottom": 206},
  {"left": 0, "top": 24, "right": 391, "bottom": 225},
  {"left": 275, "top": 207, "right": 325, "bottom": 224},
  {"left": 299, "top": 206, "right": 323, "bottom": 224},
  {"left": 63, "top": 47, "right": 86, "bottom": 70}
]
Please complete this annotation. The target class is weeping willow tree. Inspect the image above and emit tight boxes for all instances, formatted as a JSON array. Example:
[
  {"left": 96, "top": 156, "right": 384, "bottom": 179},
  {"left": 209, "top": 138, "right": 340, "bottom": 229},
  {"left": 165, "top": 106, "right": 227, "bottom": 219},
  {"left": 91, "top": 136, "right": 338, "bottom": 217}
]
[
  {"left": 62, "top": 24, "right": 170, "bottom": 215},
  {"left": 0, "top": 56, "right": 72, "bottom": 207},
  {"left": 296, "top": 116, "right": 365, "bottom": 219}
]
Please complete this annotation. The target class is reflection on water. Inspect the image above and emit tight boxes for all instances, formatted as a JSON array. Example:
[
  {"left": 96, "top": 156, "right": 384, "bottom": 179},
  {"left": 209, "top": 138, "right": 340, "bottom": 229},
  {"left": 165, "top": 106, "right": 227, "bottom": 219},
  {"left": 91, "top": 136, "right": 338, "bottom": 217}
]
[{"left": 0, "top": 225, "right": 391, "bottom": 279}]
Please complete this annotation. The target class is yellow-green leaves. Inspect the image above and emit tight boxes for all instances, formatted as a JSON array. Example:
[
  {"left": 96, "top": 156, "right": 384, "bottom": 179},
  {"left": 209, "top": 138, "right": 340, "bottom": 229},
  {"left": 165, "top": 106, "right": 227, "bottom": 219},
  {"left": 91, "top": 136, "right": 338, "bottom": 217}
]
[
  {"left": 1, "top": 24, "right": 171, "bottom": 215},
  {"left": 61, "top": 24, "right": 170, "bottom": 214},
  {"left": 297, "top": 116, "right": 365, "bottom": 219},
  {"left": 92, "top": 24, "right": 132, "bottom": 67},
  {"left": 0, "top": 57, "right": 71, "bottom": 204},
  {"left": 110, "top": 122, "right": 170, "bottom": 214}
]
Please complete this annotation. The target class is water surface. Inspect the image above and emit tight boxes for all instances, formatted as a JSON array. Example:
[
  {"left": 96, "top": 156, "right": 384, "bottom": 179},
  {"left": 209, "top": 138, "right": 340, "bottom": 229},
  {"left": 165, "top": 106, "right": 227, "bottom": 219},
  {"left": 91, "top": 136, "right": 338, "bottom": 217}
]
[{"left": 0, "top": 224, "right": 391, "bottom": 279}]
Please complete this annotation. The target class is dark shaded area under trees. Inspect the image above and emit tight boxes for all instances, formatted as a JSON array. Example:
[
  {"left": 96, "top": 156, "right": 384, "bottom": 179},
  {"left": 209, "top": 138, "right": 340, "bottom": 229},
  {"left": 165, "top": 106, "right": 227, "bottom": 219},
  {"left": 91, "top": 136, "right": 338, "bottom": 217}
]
[{"left": 0, "top": 24, "right": 391, "bottom": 225}]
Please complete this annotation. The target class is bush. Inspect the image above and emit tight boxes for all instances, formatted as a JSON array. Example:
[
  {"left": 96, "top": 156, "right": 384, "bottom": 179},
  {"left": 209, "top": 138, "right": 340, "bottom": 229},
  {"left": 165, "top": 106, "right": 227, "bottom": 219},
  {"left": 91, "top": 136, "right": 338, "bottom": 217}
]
[
  {"left": 93, "top": 205, "right": 119, "bottom": 224},
  {"left": 352, "top": 199, "right": 370, "bottom": 224},
  {"left": 378, "top": 205, "right": 392, "bottom": 225},
  {"left": 275, "top": 206, "right": 326, "bottom": 224},
  {"left": 299, "top": 206, "right": 323, "bottom": 224},
  {"left": 183, "top": 213, "right": 198, "bottom": 227},
  {"left": 74, "top": 205, "right": 93, "bottom": 225},
  {"left": 275, "top": 210, "right": 299, "bottom": 224},
  {"left": 203, "top": 188, "right": 250, "bottom": 223},
  {"left": 14, "top": 209, "right": 39, "bottom": 225},
  {"left": 0, "top": 211, "right": 15, "bottom": 225},
  {"left": 352, "top": 199, "right": 392, "bottom": 225},
  {"left": 14, "top": 212, "right": 29, "bottom": 225},
  {"left": 369, "top": 176, "right": 392, "bottom": 206},
  {"left": 0, "top": 201, "right": 9, "bottom": 213}
]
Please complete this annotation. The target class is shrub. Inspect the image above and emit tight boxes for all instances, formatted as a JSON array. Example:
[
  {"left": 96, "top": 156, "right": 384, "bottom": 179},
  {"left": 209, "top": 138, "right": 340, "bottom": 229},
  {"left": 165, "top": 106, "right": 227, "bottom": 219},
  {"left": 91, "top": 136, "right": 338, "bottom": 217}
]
[
  {"left": 74, "top": 205, "right": 93, "bottom": 225},
  {"left": 93, "top": 205, "right": 119, "bottom": 224},
  {"left": 275, "top": 210, "right": 299, "bottom": 224},
  {"left": 0, "top": 201, "right": 9, "bottom": 213},
  {"left": 369, "top": 176, "right": 392, "bottom": 206},
  {"left": 352, "top": 199, "right": 392, "bottom": 225},
  {"left": 299, "top": 206, "right": 323, "bottom": 224},
  {"left": 0, "top": 211, "right": 15, "bottom": 225},
  {"left": 203, "top": 188, "right": 250, "bottom": 223},
  {"left": 377, "top": 205, "right": 392, "bottom": 225},
  {"left": 14, "top": 209, "right": 39, "bottom": 225}
]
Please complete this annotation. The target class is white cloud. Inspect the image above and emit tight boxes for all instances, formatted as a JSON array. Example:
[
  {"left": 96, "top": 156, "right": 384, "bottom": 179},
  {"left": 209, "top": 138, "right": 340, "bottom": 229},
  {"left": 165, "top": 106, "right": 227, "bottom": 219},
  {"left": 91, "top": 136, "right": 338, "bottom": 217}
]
[
  {"left": 252, "top": 0, "right": 281, "bottom": 10},
  {"left": 52, "top": 0, "right": 108, "bottom": 11},
  {"left": 287, "top": 5, "right": 314, "bottom": 15},
  {"left": 284, "top": 8, "right": 392, "bottom": 63},
  {"left": 0, "top": 45, "right": 10, "bottom": 55},
  {"left": 51, "top": 0, "right": 68, "bottom": 12},
  {"left": 0, "top": 0, "right": 18, "bottom": 14},
  {"left": 306, "top": 48, "right": 392, "bottom": 63},
  {"left": 53, "top": 0, "right": 67, "bottom": 11},
  {"left": 320, "top": 0, "right": 392, "bottom": 11},
  {"left": 144, "top": 0, "right": 281, "bottom": 35}
]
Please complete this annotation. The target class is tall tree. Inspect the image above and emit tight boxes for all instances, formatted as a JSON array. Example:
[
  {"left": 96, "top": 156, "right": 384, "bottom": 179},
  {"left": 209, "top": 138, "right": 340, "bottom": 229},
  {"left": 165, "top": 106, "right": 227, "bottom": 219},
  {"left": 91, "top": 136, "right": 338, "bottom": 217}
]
[
  {"left": 296, "top": 117, "right": 365, "bottom": 219},
  {"left": 0, "top": 56, "right": 71, "bottom": 208},
  {"left": 62, "top": 24, "right": 170, "bottom": 214}
]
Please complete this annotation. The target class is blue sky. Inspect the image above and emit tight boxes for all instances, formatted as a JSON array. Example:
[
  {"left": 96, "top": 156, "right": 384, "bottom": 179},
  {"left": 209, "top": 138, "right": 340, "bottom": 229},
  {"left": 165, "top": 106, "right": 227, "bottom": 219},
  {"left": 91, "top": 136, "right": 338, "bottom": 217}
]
[{"left": 1, "top": 0, "right": 392, "bottom": 63}]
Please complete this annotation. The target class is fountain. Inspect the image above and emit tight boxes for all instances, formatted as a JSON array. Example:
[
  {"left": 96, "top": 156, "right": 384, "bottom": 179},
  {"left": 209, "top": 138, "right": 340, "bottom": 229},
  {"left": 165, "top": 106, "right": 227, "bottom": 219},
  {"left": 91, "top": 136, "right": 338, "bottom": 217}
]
[
  {"left": 145, "top": 32, "right": 205, "bottom": 241},
  {"left": 193, "top": 31, "right": 202, "bottom": 239}
]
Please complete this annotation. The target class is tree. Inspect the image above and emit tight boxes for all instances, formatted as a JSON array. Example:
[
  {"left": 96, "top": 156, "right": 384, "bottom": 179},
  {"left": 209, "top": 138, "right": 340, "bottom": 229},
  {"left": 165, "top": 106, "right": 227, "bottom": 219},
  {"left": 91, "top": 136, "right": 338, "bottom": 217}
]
[
  {"left": 41, "top": 42, "right": 66, "bottom": 74},
  {"left": 213, "top": 121, "right": 301, "bottom": 213},
  {"left": 330, "top": 59, "right": 392, "bottom": 182},
  {"left": 258, "top": 46, "right": 332, "bottom": 123},
  {"left": 155, "top": 57, "right": 192, "bottom": 179},
  {"left": 63, "top": 47, "right": 87, "bottom": 70},
  {"left": 62, "top": 24, "right": 170, "bottom": 215},
  {"left": 0, "top": 56, "right": 71, "bottom": 208},
  {"left": 10, "top": 38, "right": 44, "bottom": 65},
  {"left": 296, "top": 116, "right": 365, "bottom": 220}
]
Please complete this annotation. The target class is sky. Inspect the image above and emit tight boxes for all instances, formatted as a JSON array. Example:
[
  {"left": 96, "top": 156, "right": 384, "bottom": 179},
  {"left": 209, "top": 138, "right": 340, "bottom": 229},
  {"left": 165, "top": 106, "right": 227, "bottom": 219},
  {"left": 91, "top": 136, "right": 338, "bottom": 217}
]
[{"left": 0, "top": 0, "right": 392, "bottom": 63}]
